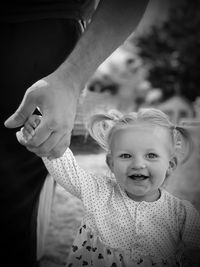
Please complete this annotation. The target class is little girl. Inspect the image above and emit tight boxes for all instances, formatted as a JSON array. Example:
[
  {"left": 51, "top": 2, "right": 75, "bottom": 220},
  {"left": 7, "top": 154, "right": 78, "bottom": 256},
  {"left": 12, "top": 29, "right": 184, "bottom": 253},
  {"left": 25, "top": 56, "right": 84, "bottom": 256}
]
[{"left": 17, "top": 108, "right": 200, "bottom": 267}]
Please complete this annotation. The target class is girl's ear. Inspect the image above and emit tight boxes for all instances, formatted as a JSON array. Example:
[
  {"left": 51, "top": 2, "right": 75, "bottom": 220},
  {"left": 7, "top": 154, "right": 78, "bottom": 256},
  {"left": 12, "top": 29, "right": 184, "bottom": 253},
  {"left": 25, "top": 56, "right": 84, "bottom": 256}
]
[
  {"left": 106, "top": 154, "right": 114, "bottom": 172},
  {"left": 167, "top": 156, "right": 178, "bottom": 176}
]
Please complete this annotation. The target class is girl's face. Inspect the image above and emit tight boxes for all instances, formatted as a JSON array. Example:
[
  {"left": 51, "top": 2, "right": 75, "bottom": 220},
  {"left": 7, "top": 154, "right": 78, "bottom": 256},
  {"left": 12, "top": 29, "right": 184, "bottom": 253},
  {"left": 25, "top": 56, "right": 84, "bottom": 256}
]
[{"left": 107, "top": 123, "right": 177, "bottom": 202}]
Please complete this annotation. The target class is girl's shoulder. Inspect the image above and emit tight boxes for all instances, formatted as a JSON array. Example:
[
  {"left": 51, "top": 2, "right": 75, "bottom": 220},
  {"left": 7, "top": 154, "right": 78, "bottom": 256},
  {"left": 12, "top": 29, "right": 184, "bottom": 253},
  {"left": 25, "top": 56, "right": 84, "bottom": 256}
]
[
  {"left": 161, "top": 189, "right": 181, "bottom": 203},
  {"left": 162, "top": 189, "right": 199, "bottom": 216}
]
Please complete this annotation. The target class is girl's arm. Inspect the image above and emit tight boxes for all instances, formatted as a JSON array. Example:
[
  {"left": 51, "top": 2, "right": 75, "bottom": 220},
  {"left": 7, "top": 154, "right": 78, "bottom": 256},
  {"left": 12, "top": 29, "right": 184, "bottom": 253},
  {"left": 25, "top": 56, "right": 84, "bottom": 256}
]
[
  {"left": 42, "top": 149, "right": 90, "bottom": 198},
  {"left": 180, "top": 201, "right": 200, "bottom": 249},
  {"left": 179, "top": 201, "right": 200, "bottom": 265},
  {"left": 16, "top": 114, "right": 95, "bottom": 199}
]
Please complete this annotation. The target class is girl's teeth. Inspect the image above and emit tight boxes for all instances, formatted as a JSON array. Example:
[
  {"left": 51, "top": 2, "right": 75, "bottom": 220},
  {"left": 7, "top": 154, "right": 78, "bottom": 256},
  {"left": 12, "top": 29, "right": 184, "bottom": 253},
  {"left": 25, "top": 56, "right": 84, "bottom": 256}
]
[{"left": 129, "top": 175, "right": 148, "bottom": 180}]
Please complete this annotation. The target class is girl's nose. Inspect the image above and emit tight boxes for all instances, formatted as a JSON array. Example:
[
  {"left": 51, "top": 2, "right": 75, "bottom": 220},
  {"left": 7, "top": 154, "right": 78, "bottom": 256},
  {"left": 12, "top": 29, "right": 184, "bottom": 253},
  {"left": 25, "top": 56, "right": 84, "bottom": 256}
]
[{"left": 131, "top": 157, "right": 146, "bottom": 169}]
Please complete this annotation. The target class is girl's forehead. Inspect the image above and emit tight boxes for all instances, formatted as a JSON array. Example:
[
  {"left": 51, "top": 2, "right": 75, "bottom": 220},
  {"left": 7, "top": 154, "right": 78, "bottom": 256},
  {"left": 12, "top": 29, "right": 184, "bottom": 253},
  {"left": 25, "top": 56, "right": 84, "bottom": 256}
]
[
  {"left": 110, "top": 123, "right": 170, "bottom": 147},
  {"left": 116, "top": 122, "right": 168, "bottom": 136}
]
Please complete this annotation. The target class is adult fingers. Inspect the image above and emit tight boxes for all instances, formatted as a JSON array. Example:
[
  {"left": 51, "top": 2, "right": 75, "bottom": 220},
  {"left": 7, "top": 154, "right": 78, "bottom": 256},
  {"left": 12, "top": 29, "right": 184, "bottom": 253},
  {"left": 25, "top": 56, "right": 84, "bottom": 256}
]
[
  {"left": 4, "top": 87, "right": 37, "bottom": 128},
  {"left": 25, "top": 130, "right": 71, "bottom": 158},
  {"left": 25, "top": 116, "right": 59, "bottom": 147}
]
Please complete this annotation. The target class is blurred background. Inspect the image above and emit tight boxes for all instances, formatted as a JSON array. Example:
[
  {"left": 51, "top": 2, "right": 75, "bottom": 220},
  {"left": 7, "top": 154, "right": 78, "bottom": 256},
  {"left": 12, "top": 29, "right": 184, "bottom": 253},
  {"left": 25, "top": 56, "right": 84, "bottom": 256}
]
[{"left": 40, "top": 0, "right": 200, "bottom": 266}]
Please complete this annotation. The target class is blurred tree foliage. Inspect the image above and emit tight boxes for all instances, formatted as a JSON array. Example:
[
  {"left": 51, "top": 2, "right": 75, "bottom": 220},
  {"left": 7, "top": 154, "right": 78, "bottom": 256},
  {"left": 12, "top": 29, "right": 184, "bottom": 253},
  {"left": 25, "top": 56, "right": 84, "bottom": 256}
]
[
  {"left": 134, "top": 0, "right": 200, "bottom": 102},
  {"left": 88, "top": 74, "right": 119, "bottom": 95}
]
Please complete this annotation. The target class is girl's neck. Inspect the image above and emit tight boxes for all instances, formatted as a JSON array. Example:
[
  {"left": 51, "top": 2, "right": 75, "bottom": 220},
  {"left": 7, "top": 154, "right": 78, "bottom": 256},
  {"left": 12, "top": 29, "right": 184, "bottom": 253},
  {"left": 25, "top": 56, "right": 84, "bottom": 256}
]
[{"left": 126, "top": 189, "right": 161, "bottom": 202}]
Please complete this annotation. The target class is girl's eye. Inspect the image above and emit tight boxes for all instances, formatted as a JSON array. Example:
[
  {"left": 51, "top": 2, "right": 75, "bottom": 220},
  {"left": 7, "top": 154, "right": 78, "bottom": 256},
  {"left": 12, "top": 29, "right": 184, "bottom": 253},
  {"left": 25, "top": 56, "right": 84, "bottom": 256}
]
[
  {"left": 119, "top": 153, "right": 131, "bottom": 159},
  {"left": 146, "top": 153, "right": 158, "bottom": 159}
]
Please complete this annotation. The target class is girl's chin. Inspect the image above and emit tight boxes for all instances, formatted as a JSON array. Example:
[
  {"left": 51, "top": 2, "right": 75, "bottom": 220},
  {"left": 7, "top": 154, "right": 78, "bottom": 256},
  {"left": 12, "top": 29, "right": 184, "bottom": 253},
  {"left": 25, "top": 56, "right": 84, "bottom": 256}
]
[
  {"left": 126, "top": 189, "right": 148, "bottom": 199},
  {"left": 126, "top": 192, "right": 146, "bottom": 202},
  {"left": 126, "top": 188, "right": 160, "bottom": 202},
  {"left": 125, "top": 184, "right": 151, "bottom": 199},
  {"left": 125, "top": 183, "right": 150, "bottom": 194}
]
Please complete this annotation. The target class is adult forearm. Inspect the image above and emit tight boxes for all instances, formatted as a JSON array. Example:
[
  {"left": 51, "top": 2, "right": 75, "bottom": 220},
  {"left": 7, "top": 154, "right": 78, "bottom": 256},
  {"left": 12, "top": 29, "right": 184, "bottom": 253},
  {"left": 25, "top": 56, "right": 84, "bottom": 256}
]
[{"left": 56, "top": 0, "right": 149, "bottom": 95}]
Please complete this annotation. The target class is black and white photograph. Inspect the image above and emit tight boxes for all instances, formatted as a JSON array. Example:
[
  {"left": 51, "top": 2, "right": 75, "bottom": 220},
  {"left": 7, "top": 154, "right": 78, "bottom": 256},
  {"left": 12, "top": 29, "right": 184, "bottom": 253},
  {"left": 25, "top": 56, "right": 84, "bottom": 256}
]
[{"left": 1, "top": 1, "right": 200, "bottom": 267}]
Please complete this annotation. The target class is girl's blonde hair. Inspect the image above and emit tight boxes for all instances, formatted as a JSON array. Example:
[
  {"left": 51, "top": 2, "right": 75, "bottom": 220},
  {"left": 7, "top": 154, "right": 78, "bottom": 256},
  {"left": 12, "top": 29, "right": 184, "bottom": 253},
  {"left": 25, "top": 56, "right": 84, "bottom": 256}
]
[{"left": 87, "top": 108, "right": 193, "bottom": 164}]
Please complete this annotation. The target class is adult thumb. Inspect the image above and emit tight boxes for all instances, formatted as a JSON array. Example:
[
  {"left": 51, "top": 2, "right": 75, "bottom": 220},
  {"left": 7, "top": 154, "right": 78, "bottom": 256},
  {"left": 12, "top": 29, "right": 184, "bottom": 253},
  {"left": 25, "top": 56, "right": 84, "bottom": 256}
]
[{"left": 4, "top": 96, "right": 37, "bottom": 128}]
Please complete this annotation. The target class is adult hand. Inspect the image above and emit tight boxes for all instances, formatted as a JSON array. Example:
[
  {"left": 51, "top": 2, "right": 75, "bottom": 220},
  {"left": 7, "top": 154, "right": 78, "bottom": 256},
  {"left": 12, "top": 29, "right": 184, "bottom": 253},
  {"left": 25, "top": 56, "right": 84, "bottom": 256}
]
[{"left": 5, "top": 73, "right": 79, "bottom": 159}]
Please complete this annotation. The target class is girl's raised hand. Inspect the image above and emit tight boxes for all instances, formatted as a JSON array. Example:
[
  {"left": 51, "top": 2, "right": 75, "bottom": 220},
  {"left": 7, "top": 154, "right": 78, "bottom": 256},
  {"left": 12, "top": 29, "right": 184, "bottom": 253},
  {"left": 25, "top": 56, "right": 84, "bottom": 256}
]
[{"left": 16, "top": 115, "right": 41, "bottom": 146}]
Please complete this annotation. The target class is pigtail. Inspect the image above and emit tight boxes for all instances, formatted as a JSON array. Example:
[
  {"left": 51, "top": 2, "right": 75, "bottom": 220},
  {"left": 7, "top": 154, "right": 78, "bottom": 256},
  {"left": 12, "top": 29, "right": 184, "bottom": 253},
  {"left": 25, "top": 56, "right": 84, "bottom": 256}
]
[
  {"left": 86, "top": 110, "right": 123, "bottom": 151},
  {"left": 174, "top": 125, "right": 194, "bottom": 164}
]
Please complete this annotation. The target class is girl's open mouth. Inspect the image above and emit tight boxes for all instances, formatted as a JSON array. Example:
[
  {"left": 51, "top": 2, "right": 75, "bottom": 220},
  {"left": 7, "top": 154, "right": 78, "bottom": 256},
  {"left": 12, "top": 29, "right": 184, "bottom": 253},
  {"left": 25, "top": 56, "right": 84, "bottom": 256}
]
[{"left": 128, "top": 174, "right": 149, "bottom": 181}]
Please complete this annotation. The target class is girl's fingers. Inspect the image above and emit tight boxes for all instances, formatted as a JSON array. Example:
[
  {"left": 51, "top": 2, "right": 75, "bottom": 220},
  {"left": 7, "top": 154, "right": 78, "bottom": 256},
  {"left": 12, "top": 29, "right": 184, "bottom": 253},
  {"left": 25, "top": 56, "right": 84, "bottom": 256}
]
[
  {"left": 25, "top": 130, "right": 71, "bottom": 158},
  {"left": 16, "top": 130, "right": 28, "bottom": 145},
  {"left": 24, "top": 114, "right": 41, "bottom": 134},
  {"left": 27, "top": 114, "right": 42, "bottom": 128},
  {"left": 23, "top": 125, "right": 35, "bottom": 140}
]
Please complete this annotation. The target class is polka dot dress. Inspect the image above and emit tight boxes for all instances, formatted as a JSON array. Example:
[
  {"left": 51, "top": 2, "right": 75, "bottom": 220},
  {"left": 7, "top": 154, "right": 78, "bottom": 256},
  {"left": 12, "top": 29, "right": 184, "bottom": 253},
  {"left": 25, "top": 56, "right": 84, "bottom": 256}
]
[{"left": 43, "top": 149, "right": 200, "bottom": 267}]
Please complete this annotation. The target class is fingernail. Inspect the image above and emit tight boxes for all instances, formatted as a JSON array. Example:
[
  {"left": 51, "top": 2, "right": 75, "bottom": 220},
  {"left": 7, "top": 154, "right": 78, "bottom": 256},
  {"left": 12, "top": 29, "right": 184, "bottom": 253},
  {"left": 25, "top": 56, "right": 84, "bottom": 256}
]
[
  {"left": 30, "top": 130, "right": 35, "bottom": 136},
  {"left": 32, "top": 122, "right": 37, "bottom": 128},
  {"left": 35, "top": 118, "right": 41, "bottom": 126}
]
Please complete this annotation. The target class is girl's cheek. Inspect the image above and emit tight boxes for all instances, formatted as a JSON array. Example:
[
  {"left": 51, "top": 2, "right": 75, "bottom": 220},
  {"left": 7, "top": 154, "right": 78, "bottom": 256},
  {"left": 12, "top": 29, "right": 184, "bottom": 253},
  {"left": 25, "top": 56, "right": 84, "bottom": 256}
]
[{"left": 117, "top": 162, "right": 129, "bottom": 172}]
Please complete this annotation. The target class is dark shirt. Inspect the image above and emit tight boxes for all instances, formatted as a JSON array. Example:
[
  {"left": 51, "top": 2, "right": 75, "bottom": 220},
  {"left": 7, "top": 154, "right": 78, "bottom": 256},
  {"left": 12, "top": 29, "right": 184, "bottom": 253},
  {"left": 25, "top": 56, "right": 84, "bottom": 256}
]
[
  {"left": 0, "top": 2, "right": 96, "bottom": 266},
  {"left": 0, "top": 0, "right": 95, "bottom": 22}
]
